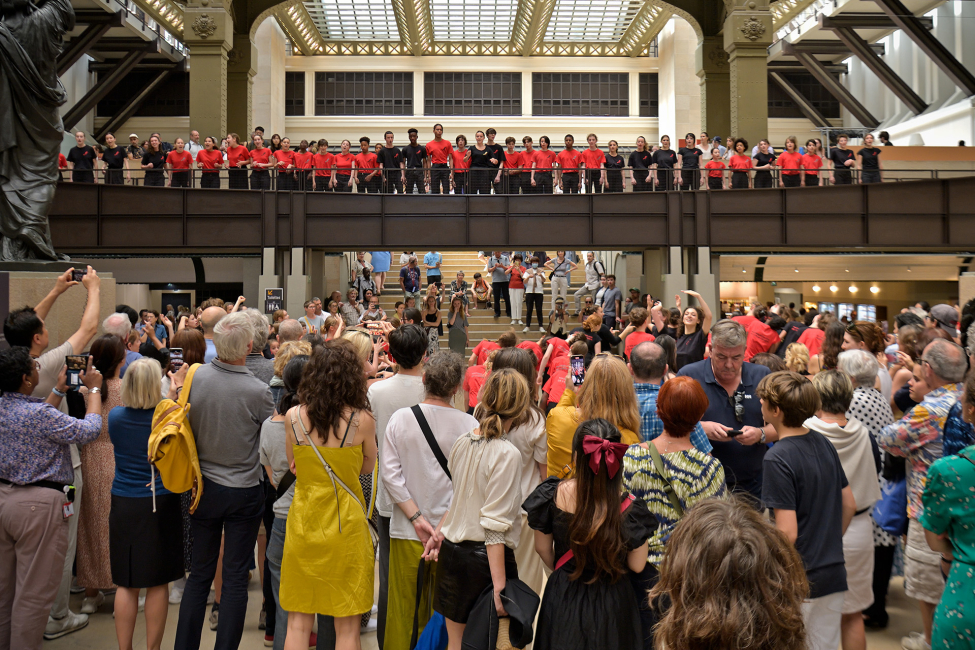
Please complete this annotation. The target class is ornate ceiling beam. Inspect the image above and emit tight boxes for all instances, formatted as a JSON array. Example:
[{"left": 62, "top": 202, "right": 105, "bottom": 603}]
[
  {"left": 511, "top": 0, "right": 558, "bottom": 56},
  {"left": 391, "top": 0, "right": 433, "bottom": 55},
  {"left": 618, "top": 1, "right": 670, "bottom": 57},
  {"left": 770, "top": 0, "right": 818, "bottom": 31},
  {"left": 132, "top": 0, "right": 184, "bottom": 34},
  {"left": 274, "top": 1, "right": 324, "bottom": 55}
]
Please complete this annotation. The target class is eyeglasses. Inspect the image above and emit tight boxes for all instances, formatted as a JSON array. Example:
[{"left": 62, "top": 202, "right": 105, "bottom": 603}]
[{"left": 730, "top": 390, "right": 745, "bottom": 424}]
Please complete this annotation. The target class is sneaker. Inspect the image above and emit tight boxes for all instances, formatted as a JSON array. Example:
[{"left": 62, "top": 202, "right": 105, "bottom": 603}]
[
  {"left": 43, "top": 612, "right": 89, "bottom": 640},
  {"left": 361, "top": 618, "right": 378, "bottom": 634},
  {"left": 517, "top": 320, "right": 524, "bottom": 325},
  {"left": 264, "top": 634, "right": 274, "bottom": 647},
  {"left": 207, "top": 588, "right": 215, "bottom": 605},
  {"left": 901, "top": 632, "right": 931, "bottom": 650},
  {"left": 308, "top": 632, "right": 317, "bottom": 649},
  {"left": 80, "top": 592, "right": 104, "bottom": 614},
  {"left": 169, "top": 577, "right": 186, "bottom": 604},
  {"left": 371, "top": 604, "right": 378, "bottom": 615},
  {"left": 522, "top": 326, "right": 530, "bottom": 333},
  {"left": 259, "top": 607, "right": 266, "bottom": 630},
  {"left": 138, "top": 595, "right": 145, "bottom": 613},
  {"left": 209, "top": 603, "right": 219, "bottom": 631},
  {"left": 510, "top": 320, "right": 516, "bottom": 325},
  {"left": 70, "top": 579, "right": 85, "bottom": 595},
  {"left": 537, "top": 327, "right": 545, "bottom": 333}
]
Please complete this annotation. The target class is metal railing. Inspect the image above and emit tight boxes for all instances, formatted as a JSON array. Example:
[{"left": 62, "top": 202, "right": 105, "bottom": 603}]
[{"left": 57, "top": 166, "right": 968, "bottom": 192}]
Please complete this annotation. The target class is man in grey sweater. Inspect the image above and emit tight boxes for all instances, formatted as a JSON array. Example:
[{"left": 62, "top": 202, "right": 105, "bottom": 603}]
[
  {"left": 243, "top": 308, "right": 275, "bottom": 385},
  {"left": 175, "top": 312, "right": 274, "bottom": 650}
]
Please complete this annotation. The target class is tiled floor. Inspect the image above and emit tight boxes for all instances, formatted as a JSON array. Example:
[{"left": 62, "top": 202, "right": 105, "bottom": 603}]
[{"left": 46, "top": 577, "right": 922, "bottom": 650}]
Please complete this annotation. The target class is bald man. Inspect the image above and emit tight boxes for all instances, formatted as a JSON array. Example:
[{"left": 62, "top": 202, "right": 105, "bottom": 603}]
[
  {"left": 200, "top": 306, "right": 226, "bottom": 363},
  {"left": 277, "top": 318, "right": 303, "bottom": 343}
]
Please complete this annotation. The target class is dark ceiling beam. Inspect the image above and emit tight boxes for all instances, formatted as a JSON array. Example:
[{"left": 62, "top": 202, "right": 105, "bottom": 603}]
[
  {"left": 824, "top": 13, "right": 932, "bottom": 30},
  {"left": 88, "top": 61, "right": 179, "bottom": 72},
  {"left": 769, "top": 71, "right": 832, "bottom": 128},
  {"left": 873, "top": 0, "right": 975, "bottom": 96},
  {"left": 62, "top": 41, "right": 159, "bottom": 131},
  {"left": 93, "top": 63, "right": 181, "bottom": 141},
  {"left": 769, "top": 62, "right": 849, "bottom": 75},
  {"left": 782, "top": 42, "right": 880, "bottom": 128},
  {"left": 821, "top": 16, "right": 927, "bottom": 114},
  {"left": 791, "top": 39, "right": 885, "bottom": 56},
  {"left": 57, "top": 11, "right": 124, "bottom": 77}
]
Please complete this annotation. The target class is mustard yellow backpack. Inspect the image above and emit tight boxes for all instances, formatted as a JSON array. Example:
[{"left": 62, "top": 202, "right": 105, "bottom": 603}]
[{"left": 148, "top": 363, "right": 203, "bottom": 512}]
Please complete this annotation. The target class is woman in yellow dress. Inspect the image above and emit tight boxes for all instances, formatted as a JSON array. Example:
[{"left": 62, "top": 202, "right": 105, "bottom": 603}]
[{"left": 280, "top": 340, "right": 378, "bottom": 650}]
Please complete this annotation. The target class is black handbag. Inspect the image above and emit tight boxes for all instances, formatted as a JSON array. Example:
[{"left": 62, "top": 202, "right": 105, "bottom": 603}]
[{"left": 462, "top": 579, "right": 540, "bottom": 650}]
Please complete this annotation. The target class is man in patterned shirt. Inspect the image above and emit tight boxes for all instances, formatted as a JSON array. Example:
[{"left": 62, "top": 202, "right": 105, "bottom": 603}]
[
  {"left": 629, "top": 341, "right": 712, "bottom": 453},
  {"left": 877, "top": 338, "right": 966, "bottom": 650}
]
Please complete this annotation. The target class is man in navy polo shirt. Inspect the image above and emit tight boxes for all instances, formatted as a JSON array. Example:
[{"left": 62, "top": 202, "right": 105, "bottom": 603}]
[{"left": 677, "top": 319, "right": 778, "bottom": 503}]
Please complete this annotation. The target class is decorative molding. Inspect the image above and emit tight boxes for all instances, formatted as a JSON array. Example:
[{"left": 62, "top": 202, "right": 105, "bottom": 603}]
[
  {"left": 739, "top": 15, "right": 766, "bottom": 41},
  {"left": 191, "top": 13, "right": 217, "bottom": 38}
]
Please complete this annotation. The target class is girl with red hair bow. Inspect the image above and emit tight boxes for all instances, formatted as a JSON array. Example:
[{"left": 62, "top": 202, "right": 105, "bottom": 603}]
[{"left": 523, "top": 418, "right": 655, "bottom": 650}]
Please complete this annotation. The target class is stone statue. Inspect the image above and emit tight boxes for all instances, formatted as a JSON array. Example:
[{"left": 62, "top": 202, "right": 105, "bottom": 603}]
[{"left": 0, "top": 0, "right": 74, "bottom": 261}]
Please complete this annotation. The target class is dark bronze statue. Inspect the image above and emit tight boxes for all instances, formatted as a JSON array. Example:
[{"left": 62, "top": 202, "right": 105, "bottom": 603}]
[{"left": 0, "top": 0, "right": 74, "bottom": 261}]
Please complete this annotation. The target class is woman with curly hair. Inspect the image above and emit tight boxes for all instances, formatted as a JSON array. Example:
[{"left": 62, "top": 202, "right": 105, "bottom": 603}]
[
  {"left": 842, "top": 320, "right": 892, "bottom": 401},
  {"left": 784, "top": 342, "right": 810, "bottom": 375},
  {"left": 279, "top": 340, "right": 377, "bottom": 650},
  {"left": 808, "top": 318, "right": 845, "bottom": 375},
  {"left": 650, "top": 498, "right": 808, "bottom": 650}
]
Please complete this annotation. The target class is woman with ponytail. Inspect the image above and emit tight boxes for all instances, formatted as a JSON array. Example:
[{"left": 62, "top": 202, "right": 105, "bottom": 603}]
[
  {"left": 524, "top": 418, "right": 654, "bottom": 650},
  {"left": 429, "top": 368, "right": 530, "bottom": 648}
]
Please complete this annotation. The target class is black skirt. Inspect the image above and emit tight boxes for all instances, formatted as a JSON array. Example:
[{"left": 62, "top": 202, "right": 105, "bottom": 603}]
[
  {"left": 110, "top": 493, "right": 184, "bottom": 588},
  {"left": 434, "top": 539, "right": 517, "bottom": 623}
]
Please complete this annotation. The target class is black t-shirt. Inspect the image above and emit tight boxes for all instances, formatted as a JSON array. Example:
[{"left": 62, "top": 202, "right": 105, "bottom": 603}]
[
  {"left": 754, "top": 151, "right": 776, "bottom": 171},
  {"left": 651, "top": 325, "right": 677, "bottom": 339},
  {"left": 66, "top": 145, "right": 96, "bottom": 171},
  {"left": 604, "top": 154, "right": 624, "bottom": 171},
  {"left": 468, "top": 146, "right": 494, "bottom": 169},
  {"left": 678, "top": 147, "right": 701, "bottom": 169},
  {"left": 628, "top": 151, "right": 652, "bottom": 170},
  {"left": 674, "top": 328, "right": 707, "bottom": 370},
  {"left": 569, "top": 327, "right": 598, "bottom": 359},
  {"left": 486, "top": 144, "right": 506, "bottom": 170},
  {"left": 142, "top": 150, "right": 167, "bottom": 173},
  {"left": 402, "top": 144, "right": 426, "bottom": 169},
  {"left": 859, "top": 147, "right": 881, "bottom": 170},
  {"left": 762, "top": 430, "right": 849, "bottom": 598},
  {"left": 652, "top": 149, "right": 678, "bottom": 170},
  {"left": 102, "top": 146, "right": 127, "bottom": 169},
  {"left": 830, "top": 148, "right": 856, "bottom": 173},
  {"left": 377, "top": 146, "right": 403, "bottom": 173}
]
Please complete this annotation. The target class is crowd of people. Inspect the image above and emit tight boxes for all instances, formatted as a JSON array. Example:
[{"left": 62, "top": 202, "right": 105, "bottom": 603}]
[
  {"left": 1, "top": 260, "right": 973, "bottom": 650},
  {"left": 60, "top": 125, "right": 891, "bottom": 192}
]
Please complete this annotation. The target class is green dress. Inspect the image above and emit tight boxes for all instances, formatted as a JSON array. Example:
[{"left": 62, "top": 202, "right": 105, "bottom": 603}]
[{"left": 919, "top": 446, "right": 975, "bottom": 650}]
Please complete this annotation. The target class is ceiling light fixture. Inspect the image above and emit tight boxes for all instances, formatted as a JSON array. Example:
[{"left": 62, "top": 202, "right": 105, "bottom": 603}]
[
  {"left": 907, "top": 266, "right": 912, "bottom": 272},
  {"left": 845, "top": 268, "right": 849, "bottom": 273},
  {"left": 812, "top": 284, "right": 821, "bottom": 292},
  {"left": 870, "top": 286, "right": 880, "bottom": 294},
  {"left": 829, "top": 284, "right": 838, "bottom": 292},
  {"left": 794, "top": 268, "right": 799, "bottom": 273},
  {"left": 849, "top": 285, "right": 858, "bottom": 293}
]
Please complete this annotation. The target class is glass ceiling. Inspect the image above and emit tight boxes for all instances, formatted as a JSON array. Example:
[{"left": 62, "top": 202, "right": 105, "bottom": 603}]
[
  {"left": 545, "top": 0, "right": 643, "bottom": 41},
  {"left": 303, "top": 0, "right": 401, "bottom": 40},
  {"left": 429, "top": 0, "right": 519, "bottom": 41}
]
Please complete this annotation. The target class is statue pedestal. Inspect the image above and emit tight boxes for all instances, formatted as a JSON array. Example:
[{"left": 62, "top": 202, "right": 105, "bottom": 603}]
[{"left": 1, "top": 270, "right": 116, "bottom": 351}]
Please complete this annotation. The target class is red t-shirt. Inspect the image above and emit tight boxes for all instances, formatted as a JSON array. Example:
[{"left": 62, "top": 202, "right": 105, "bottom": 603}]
[
  {"left": 544, "top": 357, "right": 571, "bottom": 404},
  {"left": 227, "top": 145, "right": 250, "bottom": 168},
  {"left": 732, "top": 315, "right": 781, "bottom": 360},
  {"left": 503, "top": 150, "right": 523, "bottom": 172},
  {"left": 704, "top": 160, "right": 726, "bottom": 178},
  {"left": 546, "top": 337, "right": 570, "bottom": 364},
  {"left": 729, "top": 154, "right": 753, "bottom": 171},
  {"left": 581, "top": 148, "right": 606, "bottom": 170},
  {"left": 166, "top": 150, "right": 193, "bottom": 170},
  {"left": 508, "top": 266, "right": 525, "bottom": 290},
  {"left": 450, "top": 150, "right": 469, "bottom": 173},
  {"left": 425, "top": 139, "right": 453, "bottom": 165},
  {"left": 272, "top": 149, "right": 296, "bottom": 169},
  {"left": 312, "top": 152, "right": 334, "bottom": 177},
  {"left": 517, "top": 341, "right": 543, "bottom": 366},
  {"left": 624, "top": 331, "right": 656, "bottom": 360},
  {"left": 798, "top": 327, "right": 825, "bottom": 357},
  {"left": 532, "top": 149, "right": 557, "bottom": 172},
  {"left": 557, "top": 149, "right": 584, "bottom": 173},
  {"left": 473, "top": 340, "right": 500, "bottom": 366},
  {"left": 196, "top": 149, "right": 224, "bottom": 171},
  {"left": 294, "top": 151, "right": 313, "bottom": 170},
  {"left": 800, "top": 153, "right": 822, "bottom": 172},
  {"left": 355, "top": 152, "right": 379, "bottom": 175},
  {"left": 463, "top": 365, "right": 488, "bottom": 408},
  {"left": 58, "top": 153, "right": 67, "bottom": 169},
  {"left": 333, "top": 153, "right": 355, "bottom": 174},
  {"left": 777, "top": 151, "right": 803, "bottom": 175},
  {"left": 249, "top": 147, "right": 272, "bottom": 169}
]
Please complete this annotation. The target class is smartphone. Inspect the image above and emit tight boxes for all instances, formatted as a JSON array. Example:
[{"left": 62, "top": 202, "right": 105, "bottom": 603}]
[
  {"left": 727, "top": 429, "right": 743, "bottom": 438},
  {"left": 169, "top": 348, "right": 184, "bottom": 373},
  {"left": 570, "top": 355, "right": 586, "bottom": 386},
  {"left": 65, "top": 354, "right": 87, "bottom": 390},
  {"left": 71, "top": 268, "right": 85, "bottom": 283}
]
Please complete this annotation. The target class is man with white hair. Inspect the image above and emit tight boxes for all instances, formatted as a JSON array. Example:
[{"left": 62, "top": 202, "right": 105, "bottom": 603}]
[
  {"left": 242, "top": 308, "right": 274, "bottom": 384},
  {"left": 277, "top": 319, "right": 303, "bottom": 344},
  {"left": 102, "top": 312, "right": 141, "bottom": 378},
  {"left": 174, "top": 312, "right": 274, "bottom": 649}
]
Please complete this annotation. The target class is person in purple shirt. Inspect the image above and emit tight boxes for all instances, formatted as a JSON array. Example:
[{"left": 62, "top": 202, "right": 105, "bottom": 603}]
[{"left": 0, "top": 347, "right": 103, "bottom": 650}]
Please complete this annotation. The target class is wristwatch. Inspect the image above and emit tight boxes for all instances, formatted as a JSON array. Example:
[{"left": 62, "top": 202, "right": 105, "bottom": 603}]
[
  {"left": 759, "top": 427, "right": 767, "bottom": 444},
  {"left": 409, "top": 510, "right": 423, "bottom": 524},
  {"left": 89, "top": 387, "right": 101, "bottom": 394}
]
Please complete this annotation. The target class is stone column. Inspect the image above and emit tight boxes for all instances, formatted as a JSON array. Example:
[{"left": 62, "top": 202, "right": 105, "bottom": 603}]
[
  {"left": 697, "top": 36, "right": 731, "bottom": 140},
  {"left": 258, "top": 248, "right": 283, "bottom": 315},
  {"left": 285, "top": 248, "right": 309, "bottom": 317},
  {"left": 183, "top": 1, "right": 234, "bottom": 138},
  {"left": 227, "top": 33, "right": 257, "bottom": 140},
  {"left": 724, "top": 0, "right": 773, "bottom": 145},
  {"left": 643, "top": 246, "right": 688, "bottom": 303},
  {"left": 689, "top": 246, "right": 718, "bottom": 318}
]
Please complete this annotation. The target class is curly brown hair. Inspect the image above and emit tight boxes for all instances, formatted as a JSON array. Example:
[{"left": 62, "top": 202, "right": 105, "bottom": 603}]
[
  {"left": 651, "top": 497, "right": 808, "bottom": 650},
  {"left": 298, "top": 340, "right": 370, "bottom": 440}
]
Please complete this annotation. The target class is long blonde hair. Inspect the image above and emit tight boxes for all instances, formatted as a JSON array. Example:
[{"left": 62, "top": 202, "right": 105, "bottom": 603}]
[
  {"left": 784, "top": 343, "right": 810, "bottom": 374},
  {"left": 274, "top": 340, "right": 312, "bottom": 377},
  {"left": 474, "top": 368, "right": 531, "bottom": 441},
  {"left": 576, "top": 355, "right": 641, "bottom": 434}
]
